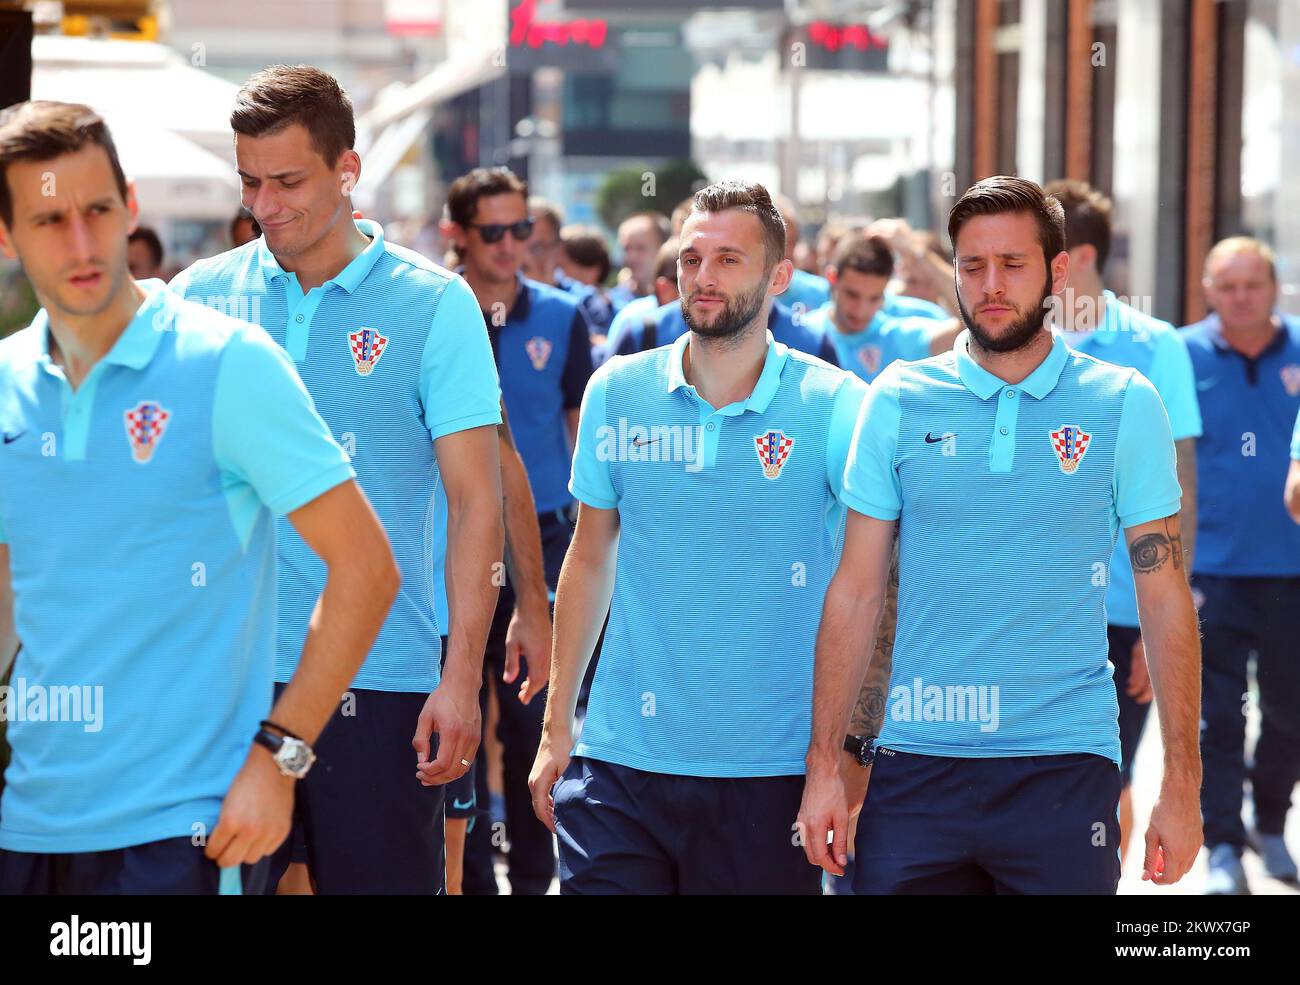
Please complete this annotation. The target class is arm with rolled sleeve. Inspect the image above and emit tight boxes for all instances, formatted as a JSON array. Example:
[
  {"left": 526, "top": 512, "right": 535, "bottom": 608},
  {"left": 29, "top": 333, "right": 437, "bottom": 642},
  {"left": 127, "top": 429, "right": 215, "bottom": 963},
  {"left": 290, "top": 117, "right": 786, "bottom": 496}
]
[{"left": 1115, "top": 372, "right": 1203, "bottom": 885}]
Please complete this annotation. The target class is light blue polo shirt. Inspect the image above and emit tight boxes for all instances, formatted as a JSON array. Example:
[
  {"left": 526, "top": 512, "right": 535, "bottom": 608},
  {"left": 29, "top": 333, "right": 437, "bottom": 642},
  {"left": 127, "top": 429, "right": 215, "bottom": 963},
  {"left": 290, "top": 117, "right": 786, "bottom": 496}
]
[
  {"left": 842, "top": 331, "right": 1181, "bottom": 763},
  {"left": 803, "top": 305, "right": 938, "bottom": 383},
  {"left": 1293, "top": 406, "right": 1300, "bottom": 460},
  {"left": 1059, "top": 291, "right": 1202, "bottom": 627},
  {"left": 0, "top": 282, "right": 352, "bottom": 852},
  {"left": 172, "top": 220, "right": 501, "bottom": 692},
  {"left": 569, "top": 332, "right": 866, "bottom": 777},
  {"left": 778, "top": 268, "right": 832, "bottom": 314}
]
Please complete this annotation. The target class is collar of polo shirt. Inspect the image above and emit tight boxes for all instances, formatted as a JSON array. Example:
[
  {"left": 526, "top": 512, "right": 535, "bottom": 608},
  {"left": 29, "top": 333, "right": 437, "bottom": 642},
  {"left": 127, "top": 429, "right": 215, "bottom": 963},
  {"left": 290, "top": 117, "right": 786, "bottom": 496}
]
[
  {"left": 33, "top": 278, "right": 173, "bottom": 374},
  {"left": 666, "top": 329, "right": 789, "bottom": 414},
  {"left": 254, "top": 217, "right": 387, "bottom": 294},
  {"left": 1205, "top": 310, "right": 1290, "bottom": 356},
  {"left": 952, "top": 327, "right": 1069, "bottom": 401}
]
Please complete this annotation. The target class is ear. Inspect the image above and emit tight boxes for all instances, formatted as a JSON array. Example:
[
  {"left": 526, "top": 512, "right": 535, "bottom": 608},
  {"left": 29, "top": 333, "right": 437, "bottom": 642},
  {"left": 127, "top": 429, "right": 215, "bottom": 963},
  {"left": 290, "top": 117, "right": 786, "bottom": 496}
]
[
  {"left": 768, "top": 257, "right": 794, "bottom": 297},
  {"left": 1050, "top": 250, "right": 1070, "bottom": 296},
  {"left": 0, "top": 219, "right": 15, "bottom": 261},
  {"left": 824, "top": 267, "right": 837, "bottom": 287},
  {"left": 1071, "top": 243, "right": 1097, "bottom": 273},
  {"left": 339, "top": 149, "right": 362, "bottom": 197},
  {"left": 443, "top": 218, "right": 466, "bottom": 249}
]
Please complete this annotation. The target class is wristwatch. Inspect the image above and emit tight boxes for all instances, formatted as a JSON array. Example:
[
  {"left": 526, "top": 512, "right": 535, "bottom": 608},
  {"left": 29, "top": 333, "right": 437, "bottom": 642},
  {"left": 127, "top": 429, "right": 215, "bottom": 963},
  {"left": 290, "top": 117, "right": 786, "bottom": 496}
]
[
  {"left": 253, "top": 727, "right": 317, "bottom": 779},
  {"left": 843, "top": 734, "right": 878, "bottom": 768}
]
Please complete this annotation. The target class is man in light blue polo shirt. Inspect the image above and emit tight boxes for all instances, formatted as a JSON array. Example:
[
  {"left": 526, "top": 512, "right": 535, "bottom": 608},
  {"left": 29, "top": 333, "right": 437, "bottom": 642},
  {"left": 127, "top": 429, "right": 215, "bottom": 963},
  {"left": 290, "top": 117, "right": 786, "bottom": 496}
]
[
  {"left": 528, "top": 180, "right": 866, "bottom": 895},
  {"left": 1182, "top": 236, "right": 1300, "bottom": 893},
  {"left": 172, "top": 67, "right": 505, "bottom": 895},
  {"left": 0, "top": 101, "right": 397, "bottom": 894},
  {"left": 799, "top": 176, "right": 1203, "bottom": 894},
  {"left": 800, "top": 232, "right": 960, "bottom": 383},
  {"left": 1044, "top": 178, "right": 1203, "bottom": 867}
]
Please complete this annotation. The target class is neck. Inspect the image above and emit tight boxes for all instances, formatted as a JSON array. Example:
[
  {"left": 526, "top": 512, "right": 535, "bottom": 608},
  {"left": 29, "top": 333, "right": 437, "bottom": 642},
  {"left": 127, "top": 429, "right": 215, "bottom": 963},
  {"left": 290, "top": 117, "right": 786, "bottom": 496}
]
[
  {"left": 45, "top": 277, "right": 147, "bottom": 390},
  {"left": 463, "top": 266, "right": 520, "bottom": 315},
  {"left": 275, "top": 213, "right": 370, "bottom": 292},
  {"left": 967, "top": 325, "right": 1055, "bottom": 385},
  {"left": 831, "top": 304, "right": 869, "bottom": 336},
  {"left": 1221, "top": 314, "right": 1280, "bottom": 358},
  {"left": 683, "top": 317, "right": 768, "bottom": 410}
]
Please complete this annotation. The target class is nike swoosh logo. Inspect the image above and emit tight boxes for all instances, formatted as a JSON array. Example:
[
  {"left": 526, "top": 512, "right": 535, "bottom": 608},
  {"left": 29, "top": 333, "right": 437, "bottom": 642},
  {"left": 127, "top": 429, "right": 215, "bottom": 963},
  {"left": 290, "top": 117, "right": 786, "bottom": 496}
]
[
  {"left": 631, "top": 439, "right": 659, "bottom": 447},
  {"left": 452, "top": 797, "right": 474, "bottom": 811},
  {"left": 924, "top": 432, "right": 954, "bottom": 443},
  {"left": 2, "top": 431, "right": 25, "bottom": 445},
  {"left": 1196, "top": 379, "right": 1217, "bottom": 391}
]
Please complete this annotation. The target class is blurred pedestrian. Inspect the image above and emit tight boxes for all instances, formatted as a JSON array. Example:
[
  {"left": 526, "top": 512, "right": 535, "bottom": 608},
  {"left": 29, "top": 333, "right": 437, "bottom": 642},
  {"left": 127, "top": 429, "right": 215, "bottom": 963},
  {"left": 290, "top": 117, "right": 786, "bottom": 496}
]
[
  {"left": 230, "top": 210, "right": 259, "bottom": 248},
  {"left": 126, "top": 226, "right": 163, "bottom": 280},
  {"left": 608, "top": 211, "right": 668, "bottom": 312},
  {"left": 1182, "top": 235, "right": 1300, "bottom": 893}
]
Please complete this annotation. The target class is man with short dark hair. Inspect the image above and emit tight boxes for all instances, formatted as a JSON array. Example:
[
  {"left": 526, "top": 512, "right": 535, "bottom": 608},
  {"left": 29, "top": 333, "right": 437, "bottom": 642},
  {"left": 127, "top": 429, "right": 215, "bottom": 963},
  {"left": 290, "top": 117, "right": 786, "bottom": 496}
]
[
  {"left": 0, "top": 100, "right": 399, "bottom": 895},
  {"left": 530, "top": 179, "right": 867, "bottom": 894},
  {"left": 801, "top": 232, "right": 958, "bottom": 382},
  {"left": 172, "top": 66, "right": 506, "bottom": 895},
  {"left": 1044, "top": 178, "right": 1202, "bottom": 868},
  {"left": 1183, "top": 235, "right": 1300, "bottom": 893},
  {"left": 126, "top": 226, "right": 164, "bottom": 280},
  {"left": 445, "top": 165, "right": 592, "bottom": 895},
  {"left": 800, "top": 175, "right": 1203, "bottom": 895}
]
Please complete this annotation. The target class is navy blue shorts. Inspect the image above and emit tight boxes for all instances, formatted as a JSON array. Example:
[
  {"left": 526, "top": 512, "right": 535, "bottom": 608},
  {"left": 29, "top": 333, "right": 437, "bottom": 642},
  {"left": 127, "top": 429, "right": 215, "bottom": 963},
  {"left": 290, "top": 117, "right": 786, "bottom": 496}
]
[
  {"left": 853, "top": 749, "right": 1121, "bottom": 895},
  {"left": 553, "top": 756, "right": 821, "bottom": 895},
  {"left": 0, "top": 836, "right": 268, "bottom": 895},
  {"left": 266, "top": 685, "right": 445, "bottom": 894},
  {"left": 1109, "top": 624, "right": 1152, "bottom": 786},
  {"left": 437, "top": 637, "right": 483, "bottom": 825}
]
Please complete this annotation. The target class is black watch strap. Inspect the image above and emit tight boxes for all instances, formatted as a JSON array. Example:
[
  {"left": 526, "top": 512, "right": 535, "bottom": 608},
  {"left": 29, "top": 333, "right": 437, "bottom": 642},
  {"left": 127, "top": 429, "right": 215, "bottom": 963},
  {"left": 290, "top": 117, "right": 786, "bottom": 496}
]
[
  {"left": 843, "top": 734, "right": 877, "bottom": 767},
  {"left": 253, "top": 728, "right": 285, "bottom": 755},
  {"left": 260, "top": 719, "right": 303, "bottom": 742}
]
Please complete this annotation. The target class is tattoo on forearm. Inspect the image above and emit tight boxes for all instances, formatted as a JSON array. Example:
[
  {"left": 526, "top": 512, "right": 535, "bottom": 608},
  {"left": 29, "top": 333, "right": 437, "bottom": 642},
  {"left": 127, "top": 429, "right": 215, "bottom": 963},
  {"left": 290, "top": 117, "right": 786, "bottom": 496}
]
[
  {"left": 1130, "top": 518, "right": 1183, "bottom": 575},
  {"left": 850, "top": 531, "right": 899, "bottom": 736}
]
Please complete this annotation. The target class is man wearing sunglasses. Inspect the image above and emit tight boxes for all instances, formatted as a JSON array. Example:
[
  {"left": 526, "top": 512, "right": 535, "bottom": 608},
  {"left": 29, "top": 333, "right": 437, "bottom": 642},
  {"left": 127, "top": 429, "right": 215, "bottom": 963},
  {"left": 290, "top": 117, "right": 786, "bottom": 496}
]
[{"left": 445, "top": 166, "right": 594, "bottom": 895}]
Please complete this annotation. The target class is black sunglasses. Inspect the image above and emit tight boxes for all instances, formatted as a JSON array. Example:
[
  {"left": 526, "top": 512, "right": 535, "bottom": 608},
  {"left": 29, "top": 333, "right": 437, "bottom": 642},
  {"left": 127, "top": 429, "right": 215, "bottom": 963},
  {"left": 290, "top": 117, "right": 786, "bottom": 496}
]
[{"left": 469, "top": 218, "right": 535, "bottom": 244}]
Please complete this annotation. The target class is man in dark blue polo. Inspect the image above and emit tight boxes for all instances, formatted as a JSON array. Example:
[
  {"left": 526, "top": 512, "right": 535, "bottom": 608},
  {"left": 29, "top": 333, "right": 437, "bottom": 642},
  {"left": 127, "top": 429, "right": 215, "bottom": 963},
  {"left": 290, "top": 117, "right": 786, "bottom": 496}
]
[
  {"left": 445, "top": 166, "right": 593, "bottom": 895},
  {"left": 1183, "top": 236, "right": 1300, "bottom": 893}
]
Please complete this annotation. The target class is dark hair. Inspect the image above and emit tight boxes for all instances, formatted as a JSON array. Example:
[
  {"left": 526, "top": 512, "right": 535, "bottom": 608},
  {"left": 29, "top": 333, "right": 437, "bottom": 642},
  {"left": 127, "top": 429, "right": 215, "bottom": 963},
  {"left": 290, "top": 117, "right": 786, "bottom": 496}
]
[
  {"left": 128, "top": 226, "right": 163, "bottom": 268},
  {"left": 829, "top": 233, "right": 893, "bottom": 279},
  {"left": 231, "top": 65, "right": 355, "bottom": 168},
  {"left": 230, "top": 211, "right": 260, "bottom": 243},
  {"left": 1042, "top": 178, "right": 1113, "bottom": 271},
  {"left": 0, "top": 101, "right": 128, "bottom": 226},
  {"left": 948, "top": 175, "right": 1065, "bottom": 271},
  {"left": 690, "top": 180, "right": 787, "bottom": 270},
  {"left": 446, "top": 167, "right": 529, "bottom": 229},
  {"left": 560, "top": 224, "right": 611, "bottom": 282}
]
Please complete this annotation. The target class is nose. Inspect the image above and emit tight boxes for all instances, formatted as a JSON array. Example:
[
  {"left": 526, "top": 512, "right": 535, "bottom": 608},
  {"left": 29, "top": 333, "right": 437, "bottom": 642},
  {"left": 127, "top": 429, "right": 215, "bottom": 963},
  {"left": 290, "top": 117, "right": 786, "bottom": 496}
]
[
  {"left": 66, "top": 213, "right": 95, "bottom": 264},
  {"left": 979, "top": 266, "right": 1007, "bottom": 300},
  {"left": 248, "top": 184, "right": 278, "bottom": 221}
]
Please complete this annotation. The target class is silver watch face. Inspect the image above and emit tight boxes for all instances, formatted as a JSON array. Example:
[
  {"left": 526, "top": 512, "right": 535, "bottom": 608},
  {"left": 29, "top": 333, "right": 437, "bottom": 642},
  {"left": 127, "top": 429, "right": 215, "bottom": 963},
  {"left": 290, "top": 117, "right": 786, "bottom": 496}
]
[{"left": 275, "top": 737, "right": 316, "bottom": 778}]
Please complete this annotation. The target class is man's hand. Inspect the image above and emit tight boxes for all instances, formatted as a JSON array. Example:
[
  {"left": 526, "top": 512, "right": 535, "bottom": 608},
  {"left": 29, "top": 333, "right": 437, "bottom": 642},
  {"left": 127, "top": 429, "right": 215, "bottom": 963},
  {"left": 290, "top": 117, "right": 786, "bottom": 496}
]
[
  {"left": 504, "top": 600, "right": 553, "bottom": 705},
  {"left": 1142, "top": 783, "right": 1203, "bottom": 884},
  {"left": 1128, "top": 636, "right": 1153, "bottom": 704},
  {"left": 414, "top": 673, "right": 482, "bottom": 786},
  {"left": 840, "top": 752, "right": 871, "bottom": 855},
  {"left": 528, "top": 729, "right": 572, "bottom": 833},
  {"left": 797, "top": 756, "right": 849, "bottom": 876},
  {"left": 206, "top": 747, "right": 295, "bottom": 868}
]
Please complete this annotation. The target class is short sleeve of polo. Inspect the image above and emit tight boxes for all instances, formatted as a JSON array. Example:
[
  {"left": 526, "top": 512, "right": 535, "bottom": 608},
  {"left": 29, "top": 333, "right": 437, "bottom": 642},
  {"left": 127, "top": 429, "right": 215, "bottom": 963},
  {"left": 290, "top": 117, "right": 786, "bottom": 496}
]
[
  {"left": 213, "top": 328, "right": 355, "bottom": 516},
  {"left": 568, "top": 363, "right": 618, "bottom": 509},
  {"left": 1292, "top": 406, "right": 1300, "bottom": 460},
  {"left": 826, "top": 374, "right": 869, "bottom": 497},
  {"left": 562, "top": 311, "right": 596, "bottom": 410},
  {"left": 840, "top": 365, "right": 904, "bottom": 520},
  {"left": 1114, "top": 371, "right": 1183, "bottom": 528},
  {"left": 1145, "top": 329, "right": 1203, "bottom": 441},
  {"left": 420, "top": 275, "right": 503, "bottom": 441},
  {"left": 896, "top": 317, "right": 939, "bottom": 362}
]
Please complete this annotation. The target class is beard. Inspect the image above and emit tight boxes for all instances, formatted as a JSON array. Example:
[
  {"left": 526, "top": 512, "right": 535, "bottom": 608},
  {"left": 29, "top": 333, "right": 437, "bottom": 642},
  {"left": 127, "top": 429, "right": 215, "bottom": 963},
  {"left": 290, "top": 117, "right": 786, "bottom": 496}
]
[
  {"left": 958, "top": 271, "right": 1054, "bottom": 354},
  {"left": 680, "top": 277, "right": 769, "bottom": 341}
]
